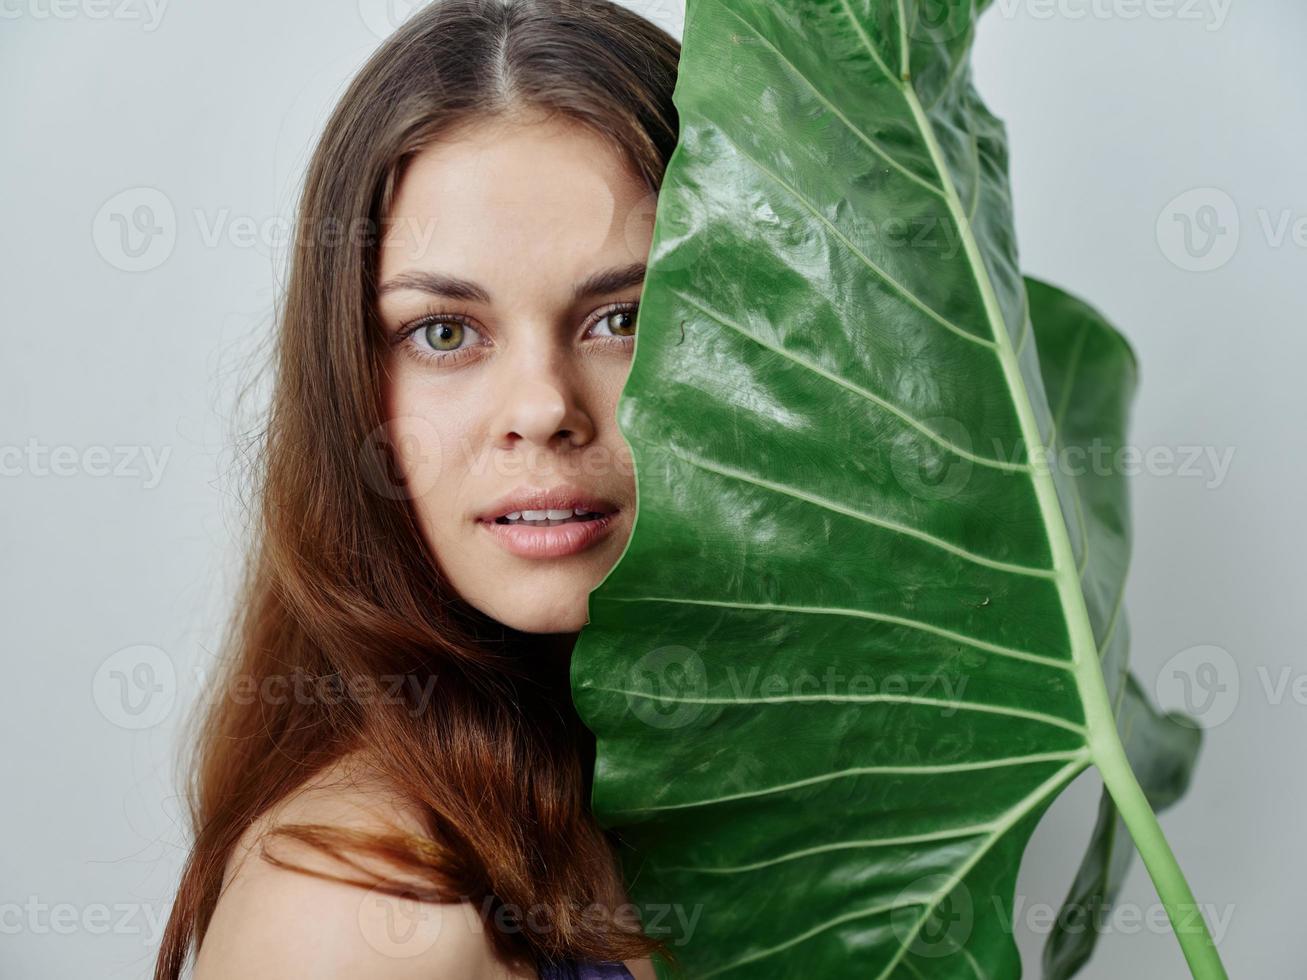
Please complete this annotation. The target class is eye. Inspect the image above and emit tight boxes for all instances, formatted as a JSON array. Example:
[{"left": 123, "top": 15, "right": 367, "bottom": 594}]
[
  {"left": 397, "top": 313, "right": 487, "bottom": 365},
  {"left": 415, "top": 317, "right": 481, "bottom": 352},
  {"left": 589, "top": 303, "right": 639, "bottom": 340}
]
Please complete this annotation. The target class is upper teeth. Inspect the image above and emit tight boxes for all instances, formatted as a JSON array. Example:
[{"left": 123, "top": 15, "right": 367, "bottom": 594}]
[{"left": 503, "top": 508, "right": 595, "bottom": 521}]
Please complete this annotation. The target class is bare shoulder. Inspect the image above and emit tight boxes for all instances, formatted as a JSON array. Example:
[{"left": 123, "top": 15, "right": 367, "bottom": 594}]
[{"left": 194, "top": 753, "right": 535, "bottom": 980}]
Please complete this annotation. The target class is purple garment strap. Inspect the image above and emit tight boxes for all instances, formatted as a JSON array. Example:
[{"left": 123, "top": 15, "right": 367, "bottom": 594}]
[{"left": 536, "top": 958, "right": 635, "bottom": 980}]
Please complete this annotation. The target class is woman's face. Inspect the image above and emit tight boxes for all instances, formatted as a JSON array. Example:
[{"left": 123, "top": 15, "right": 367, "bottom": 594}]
[{"left": 375, "top": 113, "right": 655, "bottom": 635}]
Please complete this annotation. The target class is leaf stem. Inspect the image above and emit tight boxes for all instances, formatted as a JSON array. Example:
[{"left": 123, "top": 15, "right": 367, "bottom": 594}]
[
  {"left": 1092, "top": 727, "right": 1229, "bottom": 979},
  {"left": 900, "top": 78, "right": 1229, "bottom": 980}
]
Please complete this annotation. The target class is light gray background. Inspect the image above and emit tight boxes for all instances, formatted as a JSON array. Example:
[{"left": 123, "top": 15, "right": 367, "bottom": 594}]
[{"left": 2, "top": 1, "right": 1302, "bottom": 976}]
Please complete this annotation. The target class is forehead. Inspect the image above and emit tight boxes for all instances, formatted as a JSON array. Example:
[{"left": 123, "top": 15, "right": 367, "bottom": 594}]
[{"left": 378, "top": 115, "right": 652, "bottom": 286}]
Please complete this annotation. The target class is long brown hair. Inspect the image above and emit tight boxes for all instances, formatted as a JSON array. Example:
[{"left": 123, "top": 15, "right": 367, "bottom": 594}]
[{"left": 154, "top": 2, "right": 681, "bottom": 975}]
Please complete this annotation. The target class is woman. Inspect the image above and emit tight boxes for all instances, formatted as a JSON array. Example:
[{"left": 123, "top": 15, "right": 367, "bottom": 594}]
[{"left": 154, "top": 2, "right": 681, "bottom": 977}]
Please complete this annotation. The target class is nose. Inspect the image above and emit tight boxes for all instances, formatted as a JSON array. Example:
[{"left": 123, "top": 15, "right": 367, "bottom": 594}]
[{"left": 491, "top": 346, "right": 596, "bottom": 452}]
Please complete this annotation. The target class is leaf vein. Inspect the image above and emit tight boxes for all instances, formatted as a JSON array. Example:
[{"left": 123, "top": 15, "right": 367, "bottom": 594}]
[
  {"left": 672, "top": 289, "right": 1028, "bottom": 473},
  {"left": 722, "top": 4, "right": 942, "bottom": 197},
  {"left": 711, "top": 124, "right": 996, "bottom": 351},
  {"left": 606, "top": 593, "right": 1070, "bottom": 669},
  {"left": 664, "top": 445, "right": 1055, "bottom": 579},
  {"left": 598, "top": 686, "right": 1088, "bottom": 736},
  {"left": 606, "top": 751, "right": 1088, "bottom": 816}
]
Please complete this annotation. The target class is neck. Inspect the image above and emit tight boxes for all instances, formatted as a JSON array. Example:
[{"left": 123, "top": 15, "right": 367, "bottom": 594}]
[{"left": 540, "top": 630, "right": 580, "bottom": 673}]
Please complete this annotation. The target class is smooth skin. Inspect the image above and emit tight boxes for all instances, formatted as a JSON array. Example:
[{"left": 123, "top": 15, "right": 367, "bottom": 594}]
[
  {"left": 379, "top": 109, "right": 651, "bottom": 636},
  {"left": 194, "top": 114, "right": 656, "bottom": 979}
]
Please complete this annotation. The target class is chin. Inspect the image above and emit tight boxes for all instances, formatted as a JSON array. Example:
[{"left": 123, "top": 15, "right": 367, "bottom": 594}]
[{"left": 478, "top": 592, "right": 589, "bottom": 635}]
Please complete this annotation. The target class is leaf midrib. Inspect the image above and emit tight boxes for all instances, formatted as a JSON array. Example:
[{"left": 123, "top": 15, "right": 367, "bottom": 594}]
[{"left": 828, "top": 7, "right": 1115, "bottom": 974}]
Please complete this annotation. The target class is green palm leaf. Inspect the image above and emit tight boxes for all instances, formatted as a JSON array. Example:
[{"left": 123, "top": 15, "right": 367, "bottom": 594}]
[
  {"left": 1024, "top": 279, "right": 1206, "bottom": 980},
  {"left": 571, "top": 2, "right": 1224, "bottom": 976}
]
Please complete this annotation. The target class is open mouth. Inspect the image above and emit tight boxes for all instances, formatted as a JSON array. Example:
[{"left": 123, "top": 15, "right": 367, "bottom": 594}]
[
  {"left": 492, "top": 509, "right": 611, "bottom": 528},
  {"left": 480, "top": 508, "right": 620, "bottom": 559}
]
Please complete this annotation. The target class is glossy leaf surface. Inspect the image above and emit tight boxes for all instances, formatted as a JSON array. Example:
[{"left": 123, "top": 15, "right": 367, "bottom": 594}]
[
  {"left": 1023, "top": 279, "right": 1204, "bottom": 980},
  {"left": 571, "top": 2, "right": 1215, "bottom": 977}
]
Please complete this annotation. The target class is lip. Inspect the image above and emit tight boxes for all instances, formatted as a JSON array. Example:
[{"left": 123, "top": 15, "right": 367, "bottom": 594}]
[
  {"left": 475, "top": 485, "right": 620, "bottom": 523},
  {"left": 475, "top": 484, "right": 622, "bottom": 560},
  {"left": 479, "top": 510, "right": 620, "bottom": 559}
]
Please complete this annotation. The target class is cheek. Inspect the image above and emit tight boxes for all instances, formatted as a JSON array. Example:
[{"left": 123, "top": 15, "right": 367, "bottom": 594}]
[
  {"left": 382, "top": 374, "right": 466, "bottom": 517},
  {"left": 589, "top": 355, "right": 632, "bottom": 420},
  {"left": 387, "top": 415, "right": 447, "bottom": 506}
]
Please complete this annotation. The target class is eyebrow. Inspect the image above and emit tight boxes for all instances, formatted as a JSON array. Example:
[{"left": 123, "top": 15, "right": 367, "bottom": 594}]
[{"left": 376, "top": 261, "right": 646, "bottom": 305}]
